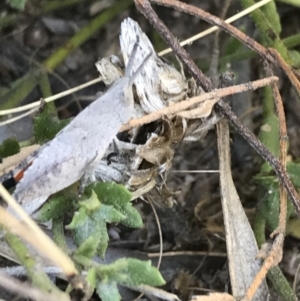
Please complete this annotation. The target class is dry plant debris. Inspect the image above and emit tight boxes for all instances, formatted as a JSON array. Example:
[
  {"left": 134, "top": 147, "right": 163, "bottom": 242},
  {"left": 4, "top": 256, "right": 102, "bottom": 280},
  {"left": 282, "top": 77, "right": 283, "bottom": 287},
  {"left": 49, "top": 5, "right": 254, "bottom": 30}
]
[{"left": 1, "top": 0, "right": 300, "bottom": 301}]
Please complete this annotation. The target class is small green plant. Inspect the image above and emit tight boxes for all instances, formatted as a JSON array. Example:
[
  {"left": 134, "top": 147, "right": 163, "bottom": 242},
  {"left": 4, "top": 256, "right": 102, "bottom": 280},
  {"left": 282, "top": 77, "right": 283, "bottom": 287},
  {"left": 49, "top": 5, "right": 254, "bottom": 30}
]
[
  {"left": 36, "top": 182, "right": 163, "bottom": 301},
  {"left": 33, "top": 104, "right": 71, "bottom": 144},
  {"left": 0, "top": 137, "right": 20, "bottom": 158},
  {"left": 7, "top": 0, "right": 28, "bottom": 10}
]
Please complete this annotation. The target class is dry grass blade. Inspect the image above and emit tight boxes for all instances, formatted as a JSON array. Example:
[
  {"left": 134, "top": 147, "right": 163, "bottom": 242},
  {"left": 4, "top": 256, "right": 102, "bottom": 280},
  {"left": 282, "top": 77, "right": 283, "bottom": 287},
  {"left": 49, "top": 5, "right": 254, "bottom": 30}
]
[
  {"left": 242, "top": 62, "right": 289, "bottom": 301},
  {"left": 0, "top": 77, "right": 102, "bottom": 117},
  {"left": 158, "top": 0, "right": 272, "bottom": 56},
  {"left": 0, "top": 272, "right": 70, "bottom": 301},
  {"left": 128, "top": 284, "right": 180, "bottom": 301},
  {"left": 264, "top": 61, "right": 288, "bottom": 236},
  {"left": 0, "top": 145, "right": 40, "bottom": 177},
  {"left": 148, "top": 0, "right": 275, "bottom": 65},
  {"left": 217, "top": 119, "right": 269, "bottom": 300},
  {"left": 268, "top": 48, "right": 300, "bottom": 96},
  {"left": 134, "top": 0, "right": 300, "bottom": 217},
  {"left": 120, "top": 76, "right": 278, "bottom": 132},
  {"left": 0, "top": 184, "right": 78, "bottom": 278},
  {"left": 190, "top": 292, "right": 235, "bottom": 301}
]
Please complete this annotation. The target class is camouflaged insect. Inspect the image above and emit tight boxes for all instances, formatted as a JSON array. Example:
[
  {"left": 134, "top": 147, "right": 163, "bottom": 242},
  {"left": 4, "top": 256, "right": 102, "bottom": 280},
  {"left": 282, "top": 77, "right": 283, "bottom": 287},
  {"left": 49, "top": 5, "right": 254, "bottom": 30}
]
[{"left": 10, "top": 40, "right": 152, "bottom": 216}]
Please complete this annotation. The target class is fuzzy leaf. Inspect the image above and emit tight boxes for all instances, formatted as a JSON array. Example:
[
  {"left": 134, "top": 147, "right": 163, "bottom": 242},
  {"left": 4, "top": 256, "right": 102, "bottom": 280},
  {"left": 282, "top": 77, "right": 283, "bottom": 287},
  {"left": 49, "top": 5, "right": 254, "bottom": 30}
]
[
  {"left": 120, "top": 204, "right": 143, "bottom": 228},
  {"left": 259, "top": 113, "right": 280, "bottom": 171},
  {"left": 96, "top": 258, "right": 165, "bottom": 287},
  {"left": 92, "top": 204, "right": 125, "bottom": 224},
  {"left": 86, "top": 267, "right": 97, "bottom": 289},
  {"left": 79, "top": 190, "right": 101, "bottom": 213},
  {"left": 288, "top": 50, "right": 300, "bottom": 68},
  {"left": 72, "top": 212, "right": 102, "bottom": 246},
  {"left": 33, "top": 105, "right": 70, "bottom": 144},
  {"left": 75, "top": 236, "right": 98, "bottom": 259},
  {"left": 96, "top": 282, "right": 121, "bottom": 301},
  {"left": 0, "top": 137, "right": 20, "bottom": 158},
  {"left": 8, "top": 0, "right": 28, "bottom": 10},
  {"left": 121, "top": 258, "right": 165, "bottom": 287},
  {"left": 36, "top": 195, "right": 73, "bottom": 222},
  {"left": 259, "top": 182, "right": 295, "bottom": 231},
  {"left": 96, "top": 259, "right": 128, "bottom": 283},
  {"left": 224, "top": 27, "right": 245, "bottom": 56},
  {"left": 95, "top": 219, "right": 109, "bottom": 259},
  {"left": 287, "top": 162, "right": 300, "bottom": 189},
  {"left": 66, "top": 208, "right": 88, "bottom": 229},
  {"left": 87, "top": 182, "right": 132, "bottom": 208},
  {"left": 260, "top": 1, "right": 281, "bottom": 36},
  {"left": 86, "top": 182, "right": 142, "bottom": 228}
]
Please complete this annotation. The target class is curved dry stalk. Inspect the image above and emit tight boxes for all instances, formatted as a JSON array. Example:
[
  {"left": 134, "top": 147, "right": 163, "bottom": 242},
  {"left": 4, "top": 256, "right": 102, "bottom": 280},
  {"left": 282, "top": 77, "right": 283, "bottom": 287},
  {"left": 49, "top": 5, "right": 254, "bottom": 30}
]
[
  {"left": 0, "top": 184, "right": 78, "bottom": 278},
  {"left": 0, "top": 272, "right": 70, "bottom": 301},
  {"left": 120, "top": 76, "right": 278, "bottom": 132},
  {"left": 158, "top": 0, "right": 272, "bottom": 56},
  {"left": 0, "top": 77, "right": 102, "bottom": 117},
  {"left": 134, "top": 0, "right": 300, "bottom": 218}
]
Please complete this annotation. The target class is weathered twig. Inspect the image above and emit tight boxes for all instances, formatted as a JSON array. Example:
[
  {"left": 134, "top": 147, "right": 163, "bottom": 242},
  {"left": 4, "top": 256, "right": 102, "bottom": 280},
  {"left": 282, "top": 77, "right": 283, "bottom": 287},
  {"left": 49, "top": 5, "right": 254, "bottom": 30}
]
[
  {"left": 0, "top": 184, "right": 78, "bottom": 278},
  {"left": 134, "top": 0, "right": 300, "bottom": 218},
  {"left": 0, "top": 272, "right": 69, "bottom": 301},
  {"left": 120, "top": 76, "right": 278, "bottom": 132},
  {"left": 242, "top": 61, "right": 289, "bottom": 301},
  {"left": 148, "top": 0, "right": 276, "bottom": 65},
  {"left": 264, "top": 61, "right": 288, "bottom": 236},
  {"left": 268, "top": 48, "right": 300, "bottom": 96}
]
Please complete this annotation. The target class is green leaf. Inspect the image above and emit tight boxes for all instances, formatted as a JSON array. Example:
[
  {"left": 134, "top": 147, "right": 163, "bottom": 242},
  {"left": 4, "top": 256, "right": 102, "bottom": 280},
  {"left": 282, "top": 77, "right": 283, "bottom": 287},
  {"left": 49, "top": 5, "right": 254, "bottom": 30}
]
[
  {"left": 120, "top": 204, "right": 143, "bottom": 228},
  {"left": 254, "top": 173, "right": 277, "bottom": 187},
  {"left": 258, "top": 182, "right": 296, "bottom": 231},
  {"left": 79, "top": 190, "right": 101, "bottom": 213},
  {"left": 96, "top": 259, "right": 128, "bottom": 283},
  {"left": 75, "top": 236, "right": 98, "bottom": 259},
  {"left": 121, "top": 259, "right": 165, "bottom": 287},
  {"left": 87, "top": 182, "right": 132, "bottom": 208},
  {"left": 287, "top": 162, "right": 300, "bottom": 188},
  {"left": 0, "top": 137, "right": 20, "bottom": 158},
  {"left": 71, "top": 213, "right": 109, "bottom": 259},
  {"left": 86, "top": 268, "right": 97, "bottom": 289},
  {"left": 72, "top": 211, "right": 101, "bottom": 245},
  {"left": 96, "top": 259, "right": 165, "bottom": 287},
  {"left": 259, "top": 183, "right": 280, "bottom": 230},
  {"left": 258, "top": 114, "right": 280, "bottom": 165},
  {"left": 33, "top": 104, "right": 70, "bottom": 144},
  {"left": 96, "top": 282, "right": 121, "bottom": 301},
  {"left": 86, "top": 182, "right": 142, "bottom": 228},
  {"left": 224, "top": 27, "right": 245, "bottom": 56},
  {"left": 36, "top": 194, "right": 73, "bottom": 222},
  {"left": 66, "top": 208, "right": 88, "bottom": 229},
  {"left": 95, "top": 219, "right": 109, "bottom": 259},
  {"left": 288, "top": 50, "right": 300, "bottom": 68},
  {"left": 92, "top": 204, "right": 125, "bottom": 224},
  {"left": 8, "top": 0, "right": 28, "bottom": 10},
  {"left": 260, "top": 1, "right": 281, "bottom": 36}
]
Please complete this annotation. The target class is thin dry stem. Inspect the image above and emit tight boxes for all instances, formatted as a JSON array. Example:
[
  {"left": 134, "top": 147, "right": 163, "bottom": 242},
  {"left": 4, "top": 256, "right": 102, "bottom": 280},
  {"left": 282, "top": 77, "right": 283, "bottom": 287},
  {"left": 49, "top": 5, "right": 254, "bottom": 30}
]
[
  {"left": 0, "top": 77, "right": 102, "bottom": 116},
  {"left": 0, "top": 272, "right": 69, "bottom": 301},
  {"left": 158, "top": 0, "right": 272, "bottom": 56},
  {"left": 243, "top": 63, "right": 288, "bottom": 301},
  {"left": 120, "top": 76, "right": 278, "bottom": 132},
  {"left": 264, "top": 61, "right": 288, "bottom": 236},
  {"left": 148, "top": 0, "right": 276, "bottom": 66},
  {"left": 134, "top": 0, "right": 300, "bottom": 218},
  {"left": 242, "top": 234, "right": 284, "bottom": 301},
  {"left": 0, "top": 184, "right": 78, "bottom": 278},
  {"left": 268, "top": 48, "right": 300, "bottom": 96}
]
